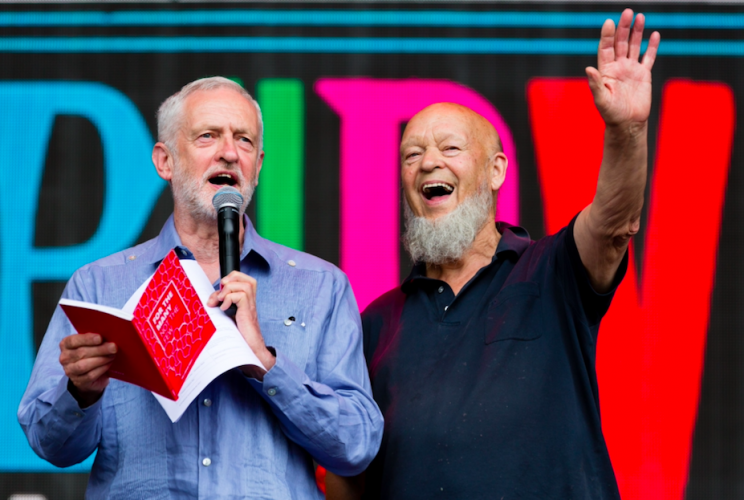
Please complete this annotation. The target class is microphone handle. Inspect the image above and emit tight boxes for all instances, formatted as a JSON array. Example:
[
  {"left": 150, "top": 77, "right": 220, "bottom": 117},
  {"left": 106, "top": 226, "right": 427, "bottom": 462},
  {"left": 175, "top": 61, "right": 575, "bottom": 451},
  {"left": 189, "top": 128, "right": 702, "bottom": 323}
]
[{"left": 218, "top": 205, "right": 240, "bottom": 316}]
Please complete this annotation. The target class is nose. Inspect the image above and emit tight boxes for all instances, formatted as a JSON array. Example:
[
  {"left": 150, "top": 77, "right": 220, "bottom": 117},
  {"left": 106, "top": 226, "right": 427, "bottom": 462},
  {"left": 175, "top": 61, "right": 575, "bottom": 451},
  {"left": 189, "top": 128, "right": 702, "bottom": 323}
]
[
  {"left": 218, "top": 137, "right": 239, "bottom": 164},
  {"left": 420, "top": 147, "right": 443, "bottom": 172}
]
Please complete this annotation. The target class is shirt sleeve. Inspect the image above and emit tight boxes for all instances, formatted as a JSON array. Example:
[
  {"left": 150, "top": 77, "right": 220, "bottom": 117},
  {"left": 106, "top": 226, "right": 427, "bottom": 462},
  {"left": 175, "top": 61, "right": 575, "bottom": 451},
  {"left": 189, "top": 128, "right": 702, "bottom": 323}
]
[
  {"left": 245, "top": 270, "right": 384, "bottom": 477},
  {"left": 17, "top": 269, "right": 104, "bottom": 467},
  {"left": 561, "top": 214, "right": 629, "bottom": 327}
]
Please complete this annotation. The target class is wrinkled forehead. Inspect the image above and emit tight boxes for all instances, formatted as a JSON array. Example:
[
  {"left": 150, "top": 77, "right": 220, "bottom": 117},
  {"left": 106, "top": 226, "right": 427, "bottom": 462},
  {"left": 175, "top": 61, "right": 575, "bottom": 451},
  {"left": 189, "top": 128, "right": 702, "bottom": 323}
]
[
  {"left": 401, "top": 104, "right": 496, "bottom": 151},
  {"left": 183, "top": 88, "right": 258, "bottom": 129}
]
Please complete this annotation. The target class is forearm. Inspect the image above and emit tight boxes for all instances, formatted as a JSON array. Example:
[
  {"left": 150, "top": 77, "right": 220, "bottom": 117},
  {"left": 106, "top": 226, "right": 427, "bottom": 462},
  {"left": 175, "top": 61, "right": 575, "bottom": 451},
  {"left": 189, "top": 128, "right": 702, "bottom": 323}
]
[
  {"left": 19, "top": 375, "right": 102, "bottom": 467},
  {"left": 576, "top": 122, "right": 648, "bottom": 292},
  {"left": 590, "top": 121, "right": 648, "bottom": 236}
]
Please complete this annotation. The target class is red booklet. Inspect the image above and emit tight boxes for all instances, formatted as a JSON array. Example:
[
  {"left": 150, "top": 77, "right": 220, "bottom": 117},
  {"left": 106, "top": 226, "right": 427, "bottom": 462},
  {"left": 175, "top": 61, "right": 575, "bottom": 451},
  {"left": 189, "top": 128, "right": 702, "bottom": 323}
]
[{"left": 59, "top": 250, "right": 216, "bottom": 401}]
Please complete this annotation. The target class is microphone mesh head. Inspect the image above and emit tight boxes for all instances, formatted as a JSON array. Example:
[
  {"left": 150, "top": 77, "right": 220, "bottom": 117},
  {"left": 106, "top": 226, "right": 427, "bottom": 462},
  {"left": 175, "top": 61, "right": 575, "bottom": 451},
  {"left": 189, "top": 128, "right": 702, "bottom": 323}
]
[{"left": 212, "top": 187, "right": 244, "bottom": 210}]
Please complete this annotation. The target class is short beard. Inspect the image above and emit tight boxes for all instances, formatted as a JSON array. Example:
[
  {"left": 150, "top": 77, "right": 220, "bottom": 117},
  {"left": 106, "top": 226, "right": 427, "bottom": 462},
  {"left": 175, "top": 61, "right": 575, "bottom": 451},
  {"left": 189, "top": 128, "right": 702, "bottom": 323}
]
[
  {"left": 171, "top": 160, "right": 256, "bottom": 224},
  {"left": 403, "top": 185, "right": 494, "bottom": 265}
]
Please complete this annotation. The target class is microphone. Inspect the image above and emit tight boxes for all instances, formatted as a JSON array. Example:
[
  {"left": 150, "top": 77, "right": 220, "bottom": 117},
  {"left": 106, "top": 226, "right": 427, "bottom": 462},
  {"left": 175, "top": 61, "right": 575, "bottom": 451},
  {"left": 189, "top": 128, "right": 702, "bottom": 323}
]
[{"left": 212, "top": 187, "right": 244, "bottom": 317}]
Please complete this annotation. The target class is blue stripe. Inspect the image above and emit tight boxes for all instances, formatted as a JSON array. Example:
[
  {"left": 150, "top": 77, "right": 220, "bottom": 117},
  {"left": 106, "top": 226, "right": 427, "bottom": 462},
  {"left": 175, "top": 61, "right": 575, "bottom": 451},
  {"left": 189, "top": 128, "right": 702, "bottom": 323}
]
[
  {"left": 0, "top": 11, "right": 741, "bottom": 29},
  {"left": 0, "top": 37, "right": 738, "bottom": 56},
  {"left": 0, "top": 37, "right": 601, "bottom": 54}
]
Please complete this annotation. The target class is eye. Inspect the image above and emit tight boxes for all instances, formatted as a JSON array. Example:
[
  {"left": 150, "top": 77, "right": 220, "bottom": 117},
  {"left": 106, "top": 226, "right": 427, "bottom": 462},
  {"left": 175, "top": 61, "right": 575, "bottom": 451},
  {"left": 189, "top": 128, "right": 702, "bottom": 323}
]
[
  {"left": 405, "top": 150, "right": 421, "bottom": 160},
  {"left": 199, "top": 132, "right": 213, "bottom": 139}
]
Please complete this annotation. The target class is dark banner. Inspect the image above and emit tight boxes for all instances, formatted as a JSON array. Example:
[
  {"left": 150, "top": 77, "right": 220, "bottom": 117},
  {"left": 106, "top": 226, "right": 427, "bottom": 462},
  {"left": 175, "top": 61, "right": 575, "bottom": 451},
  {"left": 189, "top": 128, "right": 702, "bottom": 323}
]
[{"left": 0, "top": 3, "right": 742, "bottom": 499}]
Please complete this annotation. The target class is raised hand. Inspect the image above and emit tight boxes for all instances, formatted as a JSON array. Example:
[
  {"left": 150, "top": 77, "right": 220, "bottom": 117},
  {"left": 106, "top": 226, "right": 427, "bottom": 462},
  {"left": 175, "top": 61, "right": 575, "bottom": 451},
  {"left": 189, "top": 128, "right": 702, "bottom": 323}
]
[{"left": 586, "top": 9, "right": 661, "bottom": 127}]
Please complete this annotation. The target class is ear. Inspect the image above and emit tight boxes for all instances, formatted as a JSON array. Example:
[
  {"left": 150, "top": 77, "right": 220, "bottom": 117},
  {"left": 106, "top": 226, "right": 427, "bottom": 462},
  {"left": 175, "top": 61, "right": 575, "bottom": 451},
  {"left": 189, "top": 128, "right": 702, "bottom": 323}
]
[
  {"left": 152, "top": 142, "right": 175, "bottom": 181},
  {"left": 254, "top": 150, "right": 265, "bottom": 187},
  {"left": 489, "top": 152, "right": 508, "bottom": 193}
]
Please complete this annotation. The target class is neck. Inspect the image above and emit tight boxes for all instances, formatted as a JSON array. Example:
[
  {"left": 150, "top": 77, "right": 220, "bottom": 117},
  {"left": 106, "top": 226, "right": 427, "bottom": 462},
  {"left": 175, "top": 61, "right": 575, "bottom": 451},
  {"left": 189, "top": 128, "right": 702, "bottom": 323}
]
[
  {"left": 172, "top": 208, "right": 245, "bottom": 283},
  {"left": 425, "top": 221, "right": 500, "bottom": 295}
]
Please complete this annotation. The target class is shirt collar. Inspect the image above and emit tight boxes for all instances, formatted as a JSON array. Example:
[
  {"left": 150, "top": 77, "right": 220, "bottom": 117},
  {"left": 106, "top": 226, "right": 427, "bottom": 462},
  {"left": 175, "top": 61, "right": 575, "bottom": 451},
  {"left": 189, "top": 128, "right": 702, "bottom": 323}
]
[
  {"left": 146, "top": 213, "right": 271, "bottom": 270},
  {"left": 401, "top": 222, "right": 532, "bottom": 290}
]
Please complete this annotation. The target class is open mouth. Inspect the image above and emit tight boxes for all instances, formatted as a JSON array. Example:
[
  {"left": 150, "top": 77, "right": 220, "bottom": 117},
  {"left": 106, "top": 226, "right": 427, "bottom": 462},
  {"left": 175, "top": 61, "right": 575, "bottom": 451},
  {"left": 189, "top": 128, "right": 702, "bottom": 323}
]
[
  {"left": 208, "top": 173, "right": 238, "bottom": 187},
  {"left": 421, "top": 182, "right": 454, "bottom": 201}
]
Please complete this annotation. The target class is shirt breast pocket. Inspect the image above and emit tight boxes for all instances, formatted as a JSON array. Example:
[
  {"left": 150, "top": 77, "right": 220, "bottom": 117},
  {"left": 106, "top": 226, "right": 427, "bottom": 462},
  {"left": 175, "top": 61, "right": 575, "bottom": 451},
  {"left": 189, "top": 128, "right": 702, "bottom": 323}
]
[{"left": 484, "top": 281, "right": 544, "bottom": 345}]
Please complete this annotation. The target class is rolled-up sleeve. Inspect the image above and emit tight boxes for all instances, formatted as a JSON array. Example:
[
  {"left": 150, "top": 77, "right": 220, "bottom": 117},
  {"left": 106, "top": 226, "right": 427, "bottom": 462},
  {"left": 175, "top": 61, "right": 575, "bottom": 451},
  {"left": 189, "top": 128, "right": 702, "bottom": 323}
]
[{"left": 247, "top": 271, "right": 383, "bottom": 476}]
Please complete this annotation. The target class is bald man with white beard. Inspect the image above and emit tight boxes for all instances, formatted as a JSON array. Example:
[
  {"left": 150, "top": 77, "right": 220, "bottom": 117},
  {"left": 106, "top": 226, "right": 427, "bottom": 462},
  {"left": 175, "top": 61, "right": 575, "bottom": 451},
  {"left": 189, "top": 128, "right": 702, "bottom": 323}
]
[{"left": 327, "top": 9, "right": 660, "bottom": 500}]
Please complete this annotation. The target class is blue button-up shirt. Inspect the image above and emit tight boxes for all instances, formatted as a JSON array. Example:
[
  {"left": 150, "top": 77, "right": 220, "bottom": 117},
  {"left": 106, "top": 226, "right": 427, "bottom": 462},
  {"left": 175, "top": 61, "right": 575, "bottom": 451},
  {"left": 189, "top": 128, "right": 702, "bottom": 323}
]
[{"left": 18, "top": 215, "right": 383, "bottom": 499}]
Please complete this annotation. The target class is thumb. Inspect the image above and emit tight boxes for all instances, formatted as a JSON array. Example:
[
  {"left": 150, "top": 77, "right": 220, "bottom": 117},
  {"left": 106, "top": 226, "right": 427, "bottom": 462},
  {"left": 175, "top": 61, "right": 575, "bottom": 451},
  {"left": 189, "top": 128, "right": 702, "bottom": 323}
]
[{"left": 585, "top": 66, "right": 608, "bottom": 108}]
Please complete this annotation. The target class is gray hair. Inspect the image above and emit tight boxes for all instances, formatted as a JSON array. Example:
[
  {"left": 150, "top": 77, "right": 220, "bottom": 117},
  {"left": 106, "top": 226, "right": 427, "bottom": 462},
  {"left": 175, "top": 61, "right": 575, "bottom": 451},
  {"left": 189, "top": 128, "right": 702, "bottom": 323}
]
[
  {"left": 156, "top": 76, "right": 264, "bottom": 153},
  {"left": 403, "top": 182, "right": 494, "bottom": 265}
]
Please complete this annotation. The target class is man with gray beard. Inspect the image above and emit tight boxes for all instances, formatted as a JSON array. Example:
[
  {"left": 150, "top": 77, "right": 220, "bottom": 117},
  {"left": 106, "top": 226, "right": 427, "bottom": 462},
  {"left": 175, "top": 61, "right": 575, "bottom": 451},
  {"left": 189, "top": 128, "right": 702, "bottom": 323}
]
[
  {"left": 327, "top": 8, "right": 659, "bottom": 500},
  {"left": 19, "top": 76, "right": 383, "bottom": 499}
]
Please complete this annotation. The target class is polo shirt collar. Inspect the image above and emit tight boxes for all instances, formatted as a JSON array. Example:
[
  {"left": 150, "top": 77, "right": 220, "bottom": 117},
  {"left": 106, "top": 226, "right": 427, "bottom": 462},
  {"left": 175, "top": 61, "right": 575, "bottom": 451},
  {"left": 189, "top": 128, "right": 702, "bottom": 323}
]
[
  {"left": 146, "top": 213, "right": 271, "bottom": 270},
  {"left": 401, "top": 222, "right": 532, "bottom": 291}
]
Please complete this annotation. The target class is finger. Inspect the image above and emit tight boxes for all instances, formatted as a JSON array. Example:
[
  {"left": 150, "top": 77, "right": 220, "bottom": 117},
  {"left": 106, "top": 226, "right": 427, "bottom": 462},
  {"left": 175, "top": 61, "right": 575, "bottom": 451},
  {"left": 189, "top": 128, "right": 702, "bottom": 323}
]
[
  {"left": 597, "top": 19, "right": 616, "bottom": 71},
  {"left": 221, "top": 271, "right": 256, "bottom": 285},
  {"left": 207, "top": 290, "right": 221, "bottom": 307},
  {"left": 60, "top": 342, "right": 117, "bottom": 364},
  {"left": 65, "top": 355, "right": 115, "bottom": 379},
  {"left": 585, "top": 67, "right": 605, "bottom": 97},
  {"left": 219, "top": 291, "right": 246, "bottom": 312},
  {"left": 218, "top": 280, "right": 256, "bottom": 302},
  {"left": 642, "top": 31, "right": 661, "bottom": 70},
  {"left": 614, "top": 9, "right": 634, "bottom": 59},
  {"left": 628, "top": 13, "right": 645, "bottom": 61},
  {"left": 61, "top": 333, "right": 103, "bottom": 350},
  {"left": 70, "top": 362, "right": 113, "bottom": 390}
]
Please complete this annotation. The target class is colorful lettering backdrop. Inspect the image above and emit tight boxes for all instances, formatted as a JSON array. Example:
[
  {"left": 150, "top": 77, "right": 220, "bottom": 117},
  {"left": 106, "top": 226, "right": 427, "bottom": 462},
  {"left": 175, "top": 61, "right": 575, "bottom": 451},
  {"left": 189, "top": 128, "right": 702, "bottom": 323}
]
[{"left": 0, "top": 3, "right": 742, "bottom": 499}]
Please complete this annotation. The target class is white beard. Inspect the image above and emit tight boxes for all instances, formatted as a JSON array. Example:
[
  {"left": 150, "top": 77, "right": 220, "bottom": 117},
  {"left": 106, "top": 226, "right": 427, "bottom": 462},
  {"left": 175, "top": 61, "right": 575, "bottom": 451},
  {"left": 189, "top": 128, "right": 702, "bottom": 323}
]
[
  {"left": 171, "top": 162, "right": 255, "bottom": 223},
  {"left": 403, "top": 184, "right": 494, "bottom": 265}
]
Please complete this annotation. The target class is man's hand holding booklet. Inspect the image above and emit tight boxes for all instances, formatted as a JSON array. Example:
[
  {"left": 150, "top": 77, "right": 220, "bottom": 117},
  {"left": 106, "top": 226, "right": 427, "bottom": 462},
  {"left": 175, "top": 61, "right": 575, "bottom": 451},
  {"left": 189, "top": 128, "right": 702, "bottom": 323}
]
[{"left": 59, "top": 249, "right": 264, "bottom": 422}]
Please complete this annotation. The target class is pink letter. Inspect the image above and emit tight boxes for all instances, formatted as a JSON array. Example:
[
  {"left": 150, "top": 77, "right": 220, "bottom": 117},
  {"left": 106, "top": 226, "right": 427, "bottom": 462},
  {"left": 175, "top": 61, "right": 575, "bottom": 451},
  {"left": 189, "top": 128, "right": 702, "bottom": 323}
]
[{"left": 315, "top": 79, "right": 519, "bottom": 310}]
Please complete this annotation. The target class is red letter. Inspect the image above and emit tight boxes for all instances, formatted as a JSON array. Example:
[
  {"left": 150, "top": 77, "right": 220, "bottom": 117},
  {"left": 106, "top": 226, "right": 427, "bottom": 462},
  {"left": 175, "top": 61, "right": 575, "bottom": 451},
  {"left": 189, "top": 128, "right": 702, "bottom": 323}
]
[{"left": 528, "top": 78, "right": 734, "bottom": 500}]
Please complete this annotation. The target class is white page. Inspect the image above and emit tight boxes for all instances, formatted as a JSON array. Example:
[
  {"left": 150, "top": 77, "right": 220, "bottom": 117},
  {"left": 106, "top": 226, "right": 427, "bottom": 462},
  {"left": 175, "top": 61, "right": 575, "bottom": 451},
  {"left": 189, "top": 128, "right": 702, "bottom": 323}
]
[{"left": 151, "top": 259, "right": 265, "bottom": 422}]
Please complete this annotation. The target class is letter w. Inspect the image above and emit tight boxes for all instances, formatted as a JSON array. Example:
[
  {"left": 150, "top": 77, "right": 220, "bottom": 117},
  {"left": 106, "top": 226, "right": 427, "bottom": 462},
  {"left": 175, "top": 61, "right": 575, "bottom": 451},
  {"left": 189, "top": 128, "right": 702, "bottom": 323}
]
[{"left": 527, "top": 78, "right": 734, "bottom": 500}]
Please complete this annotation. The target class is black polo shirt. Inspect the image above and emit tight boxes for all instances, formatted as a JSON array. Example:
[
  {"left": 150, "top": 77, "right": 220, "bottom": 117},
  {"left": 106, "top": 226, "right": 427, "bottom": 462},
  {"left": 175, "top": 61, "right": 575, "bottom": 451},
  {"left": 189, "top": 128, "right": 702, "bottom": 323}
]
[{"left": 362, "top": 218, "right": 626, "bottom": 500}]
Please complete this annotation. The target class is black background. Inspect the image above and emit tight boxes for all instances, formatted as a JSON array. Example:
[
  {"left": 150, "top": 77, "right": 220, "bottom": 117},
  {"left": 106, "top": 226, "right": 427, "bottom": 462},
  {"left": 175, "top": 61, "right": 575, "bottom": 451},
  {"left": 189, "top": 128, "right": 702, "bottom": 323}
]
[{"left": 1, "top": 2, "right": 743, "bottom": 498}]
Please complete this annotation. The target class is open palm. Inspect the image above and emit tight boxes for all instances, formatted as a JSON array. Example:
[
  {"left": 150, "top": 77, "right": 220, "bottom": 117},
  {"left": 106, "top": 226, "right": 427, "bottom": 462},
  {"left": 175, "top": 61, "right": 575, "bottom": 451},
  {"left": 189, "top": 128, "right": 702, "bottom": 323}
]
[{"left": 586, "top": 9, "right": 661, "bottom": 127}]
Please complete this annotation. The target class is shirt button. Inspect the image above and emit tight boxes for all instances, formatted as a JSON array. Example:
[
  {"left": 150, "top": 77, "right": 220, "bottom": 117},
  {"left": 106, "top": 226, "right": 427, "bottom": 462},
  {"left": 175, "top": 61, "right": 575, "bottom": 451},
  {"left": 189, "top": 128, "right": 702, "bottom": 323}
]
[
  {"left": 203, "top": 398, "right": 212, "bottom": 407},
  {"left": 267, "top": 387, "right": 277, "bottom": 396},
  {"left": 287, "top": 260, "right": 296, "bottom": 267},
  {"left": 73, "top": 412, "right": 82, "bottom": 418},
  {"left": 438, "top": 286, "right": 444, "bottom": 294},
  {"left": 202, "top": 458, "right": 211, "bottom": 467},
  {"left": 444, "top": 305, "right": 449, "bottom": 311}
]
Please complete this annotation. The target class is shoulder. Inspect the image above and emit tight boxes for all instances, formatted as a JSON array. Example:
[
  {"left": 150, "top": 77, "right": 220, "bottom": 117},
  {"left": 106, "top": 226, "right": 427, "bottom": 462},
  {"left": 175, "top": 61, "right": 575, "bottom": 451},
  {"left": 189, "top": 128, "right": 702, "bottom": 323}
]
[
  {"left": 65, "top": 237, "right": 159, "bottom": 304},
  {"left": 75, "top": 237, "right": 159, "bottom": 275},
  {"left": 362, "top": 287, "right": 406, "bottom": 321},
  {"left": 255, "top": 235, "right": 349, "bottom": 284}
]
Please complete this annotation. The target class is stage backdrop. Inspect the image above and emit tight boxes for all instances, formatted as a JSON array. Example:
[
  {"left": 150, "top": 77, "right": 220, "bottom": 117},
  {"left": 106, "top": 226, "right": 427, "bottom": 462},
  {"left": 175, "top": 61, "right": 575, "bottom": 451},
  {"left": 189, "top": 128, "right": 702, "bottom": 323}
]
[{"left": 0, "top": 3, "right": 742, "bottom": 499}]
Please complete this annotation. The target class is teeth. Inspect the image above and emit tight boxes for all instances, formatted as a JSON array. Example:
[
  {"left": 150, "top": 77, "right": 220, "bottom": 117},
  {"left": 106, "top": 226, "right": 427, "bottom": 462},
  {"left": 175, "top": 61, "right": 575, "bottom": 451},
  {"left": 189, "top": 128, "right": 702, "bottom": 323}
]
[
  {"left": 217, "top": 174, "right": 232, "bottom": 179},
  {"left": 422, "top": 183, "right": 454, "bottom": 193}
]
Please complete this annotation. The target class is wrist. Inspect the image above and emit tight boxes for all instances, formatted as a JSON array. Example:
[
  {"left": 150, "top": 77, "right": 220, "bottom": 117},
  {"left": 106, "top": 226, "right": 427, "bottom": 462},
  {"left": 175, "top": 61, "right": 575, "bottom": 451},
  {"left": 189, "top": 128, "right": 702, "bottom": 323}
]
[
  {"left": 605, "top": 120, "right": 648, "bottom": 141},
  {"left": 259, "top": 346, "right": 276, "bottom": 371},
  {"left": 67, "top": 379, "right": 103, "bottom": 409}
]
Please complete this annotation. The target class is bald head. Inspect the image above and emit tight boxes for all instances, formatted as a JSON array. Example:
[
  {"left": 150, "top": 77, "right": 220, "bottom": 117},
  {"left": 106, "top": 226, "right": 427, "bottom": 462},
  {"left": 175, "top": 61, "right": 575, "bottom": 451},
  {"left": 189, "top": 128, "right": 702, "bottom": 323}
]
[
  {"left": 402, "top": 103, "right": 502, "bottom": 157},
  {"left": 399, "top": 102, "right": 509, "bottom": 223}
]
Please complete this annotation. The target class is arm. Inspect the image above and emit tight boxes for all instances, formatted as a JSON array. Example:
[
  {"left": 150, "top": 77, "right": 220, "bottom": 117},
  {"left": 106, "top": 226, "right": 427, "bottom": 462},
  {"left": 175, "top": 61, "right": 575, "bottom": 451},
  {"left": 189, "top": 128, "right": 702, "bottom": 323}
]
[
  {"left": 574, "top": 9, "right": 660, "bottom": 292},
  {"left": 210, "top": 270, "right": 384, "bottom": 476},
  {"left": 17, "top": 271, "right": 112, "bottom": 467}
]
